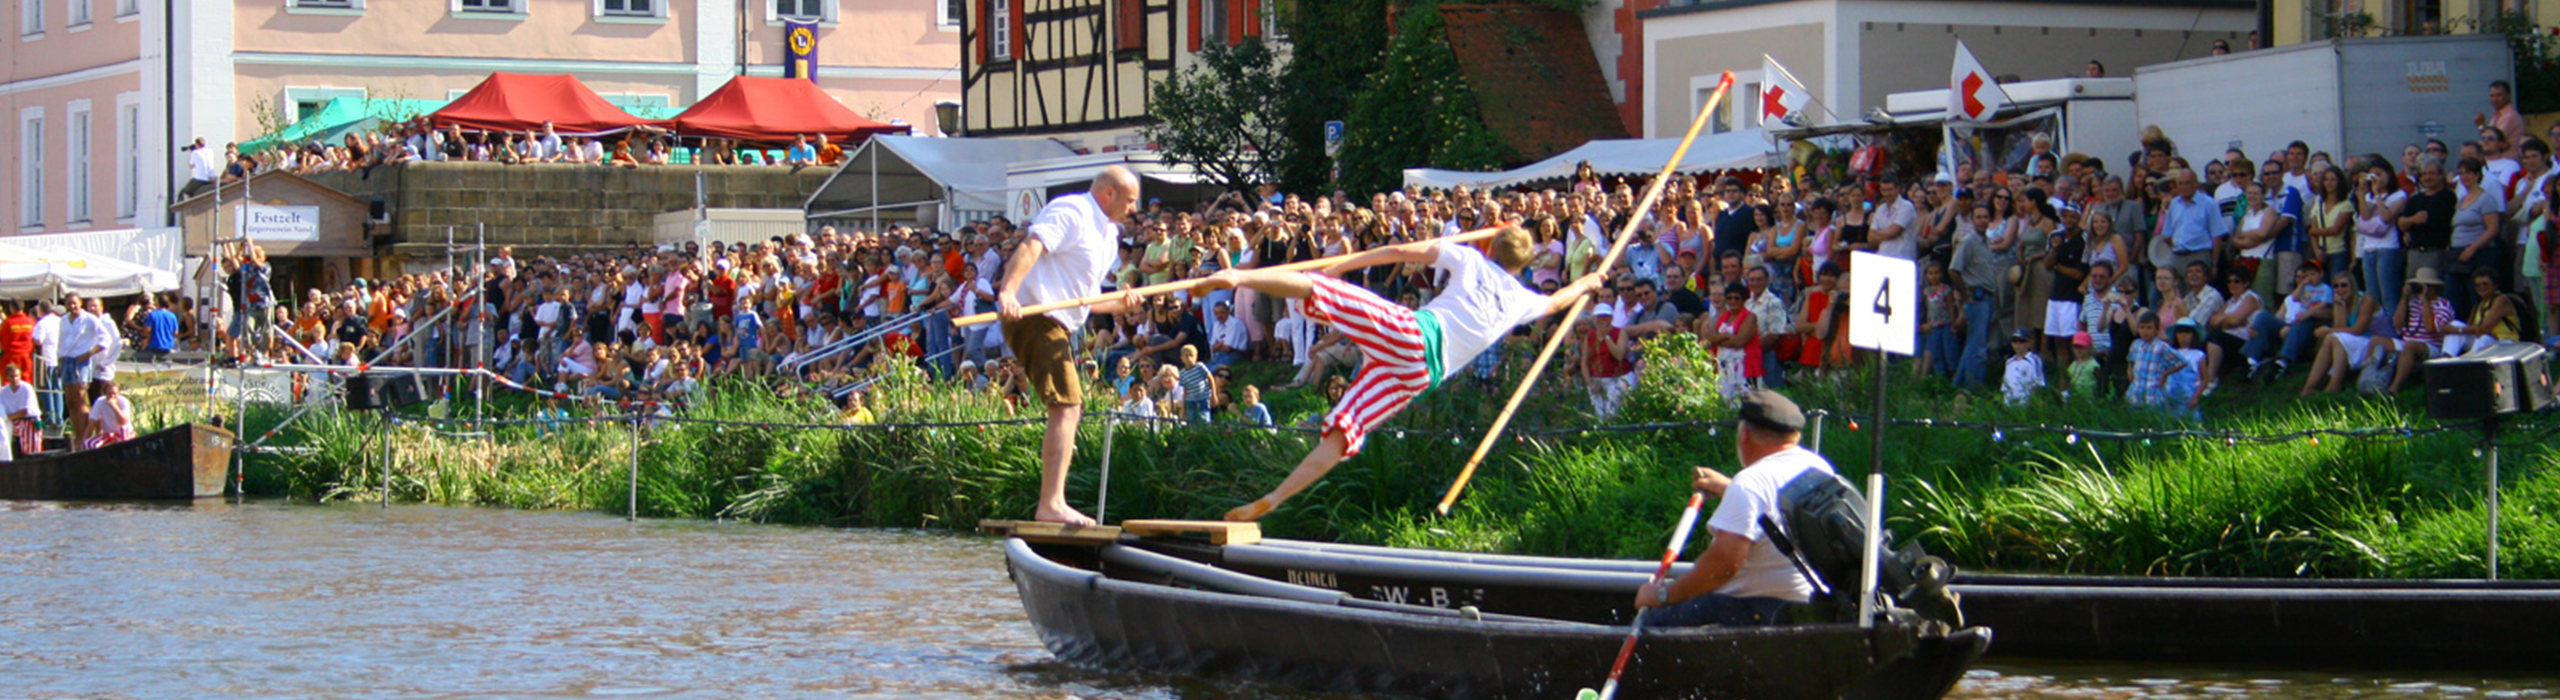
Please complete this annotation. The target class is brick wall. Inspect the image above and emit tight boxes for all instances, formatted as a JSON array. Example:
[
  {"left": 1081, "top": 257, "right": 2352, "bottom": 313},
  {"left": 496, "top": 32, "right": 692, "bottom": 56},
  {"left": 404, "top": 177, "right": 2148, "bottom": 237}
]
[{"left": 307, "top": 162, "right": 832, "bottom": 260}]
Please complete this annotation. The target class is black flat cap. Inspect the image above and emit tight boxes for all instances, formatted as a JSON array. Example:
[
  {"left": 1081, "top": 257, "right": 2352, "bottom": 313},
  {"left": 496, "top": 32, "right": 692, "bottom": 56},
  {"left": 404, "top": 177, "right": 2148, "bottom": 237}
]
[{"left": 1737, "top": 389, "right": 1805, "bottom": 433}]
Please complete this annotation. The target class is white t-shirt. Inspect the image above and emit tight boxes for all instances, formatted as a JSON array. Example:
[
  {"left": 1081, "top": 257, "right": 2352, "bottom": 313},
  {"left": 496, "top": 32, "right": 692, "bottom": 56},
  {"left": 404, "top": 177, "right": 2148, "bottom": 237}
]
[
  {"left": 1420, "top": 243, "right": 1551, "bottom": 374},
  {"left": 31, "top": 314, "right": 59, "bottom": 363},
  {"left": 0, "top": 381, "right": 39, "bottom": 420},
  {"left": 628, "top": 281, "right": 656, "bottom": 315},
  {"left": 189, "top": 148, "right": 222, "bottom": 182},
  {"left": 2002, "top": 353, "right": 2045, "bottom": 405},
  {"left": 87, "top": 395, "right": 131, "bottom": 436},
  {"left": 1876, "top": 197, "right": 1920, "bottom": 260},
  {"left": 1705, "top": 445, "right": 1831, "bottom": 602},
  {"left": 1019, "top": 192, "right": 1123, "bottom": 328}
]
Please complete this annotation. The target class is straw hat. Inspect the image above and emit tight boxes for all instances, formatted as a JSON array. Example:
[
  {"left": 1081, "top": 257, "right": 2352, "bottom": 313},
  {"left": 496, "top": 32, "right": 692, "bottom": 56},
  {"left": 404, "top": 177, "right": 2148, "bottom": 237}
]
[{"left": 2411, "top": 267, "right": 2446, "bottom": 287}]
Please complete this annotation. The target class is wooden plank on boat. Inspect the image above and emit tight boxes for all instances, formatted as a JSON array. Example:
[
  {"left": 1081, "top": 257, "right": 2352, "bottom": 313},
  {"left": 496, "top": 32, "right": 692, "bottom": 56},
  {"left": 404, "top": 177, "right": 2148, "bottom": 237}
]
[
  {"left": 978, "top": 519, "right": 1123, "bottom": 544},
  {"left": 1121, "top": 519, "right": 1261, "bottom": 545}
]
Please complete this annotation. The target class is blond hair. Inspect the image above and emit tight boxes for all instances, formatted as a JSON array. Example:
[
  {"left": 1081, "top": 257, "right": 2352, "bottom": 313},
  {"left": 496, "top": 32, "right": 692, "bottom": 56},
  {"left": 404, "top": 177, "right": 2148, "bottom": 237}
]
[{"left": 1486, "top": 225, "right": 1535, "bottom": 272}]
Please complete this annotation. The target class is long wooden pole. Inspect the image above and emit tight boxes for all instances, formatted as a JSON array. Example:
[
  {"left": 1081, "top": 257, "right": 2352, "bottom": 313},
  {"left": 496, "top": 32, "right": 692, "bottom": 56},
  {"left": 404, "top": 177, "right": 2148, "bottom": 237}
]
[
  {"left": 1436, "top": 71, "right": 1735, "bottom": 515},
  {"left": 951, "top": 227, "right": 1503, "bottom": 328}
]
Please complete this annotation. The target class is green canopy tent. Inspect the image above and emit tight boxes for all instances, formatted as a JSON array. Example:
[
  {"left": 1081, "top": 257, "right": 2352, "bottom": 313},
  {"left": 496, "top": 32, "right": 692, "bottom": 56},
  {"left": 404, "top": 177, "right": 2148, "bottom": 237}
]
[{"left": 239, "top": 97, "right": 451, "bottom": 155}]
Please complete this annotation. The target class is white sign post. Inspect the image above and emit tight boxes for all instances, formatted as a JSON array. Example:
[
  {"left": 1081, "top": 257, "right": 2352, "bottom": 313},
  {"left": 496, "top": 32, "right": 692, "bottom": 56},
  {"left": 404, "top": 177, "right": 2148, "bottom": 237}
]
[
  {"left": 1844, "top": 251, "right": 1915, "bottom": 535},
  {"left": 1846, "top": 251, "right": 1917, "bottom": 356}
]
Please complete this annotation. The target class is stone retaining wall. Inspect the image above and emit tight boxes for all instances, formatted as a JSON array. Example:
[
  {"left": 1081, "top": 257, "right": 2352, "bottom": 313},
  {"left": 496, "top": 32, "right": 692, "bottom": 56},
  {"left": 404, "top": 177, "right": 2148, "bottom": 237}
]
[{"left": 307, "top": 162, "right": 832, "bottom": 259}]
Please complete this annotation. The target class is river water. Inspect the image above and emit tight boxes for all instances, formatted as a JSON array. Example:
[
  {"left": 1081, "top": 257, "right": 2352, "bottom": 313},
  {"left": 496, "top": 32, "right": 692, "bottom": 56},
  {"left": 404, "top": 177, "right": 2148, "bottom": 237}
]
[{"left": 1, "top": 502, "right": 2551, "bottom": 700}]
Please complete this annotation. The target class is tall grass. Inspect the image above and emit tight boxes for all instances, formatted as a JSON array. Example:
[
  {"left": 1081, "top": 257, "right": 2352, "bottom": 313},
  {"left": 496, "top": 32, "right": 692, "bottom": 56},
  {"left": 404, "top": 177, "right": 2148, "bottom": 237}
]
[{"left": 192, "top": 334, "right": 2560, "bottom": 580}]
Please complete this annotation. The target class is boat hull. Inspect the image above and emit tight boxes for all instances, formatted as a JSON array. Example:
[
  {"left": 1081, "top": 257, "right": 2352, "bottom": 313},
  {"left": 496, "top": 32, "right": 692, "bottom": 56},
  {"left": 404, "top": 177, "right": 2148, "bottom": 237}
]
[
  {"left": 1006, "top": 539, "right": 1989, "bottom": 700},
  {"left": 1951, "top": 574, "right": 2560, "bottom": 668},
  {"left": 0, "top": 424, "right": 234, "bottom": 500}
]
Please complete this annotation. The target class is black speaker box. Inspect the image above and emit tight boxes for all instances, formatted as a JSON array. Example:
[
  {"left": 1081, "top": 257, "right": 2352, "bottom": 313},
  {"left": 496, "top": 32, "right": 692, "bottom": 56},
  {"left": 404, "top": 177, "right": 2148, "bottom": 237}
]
[
  {"left": 342, "top": 373, "right": 382, "bottom": 411},
  {"left": 384, "top": 375, "right": 430, "bottom": 408},
  {"left": 2424, "top": 343, "right": 2550, "bottom": 420}
]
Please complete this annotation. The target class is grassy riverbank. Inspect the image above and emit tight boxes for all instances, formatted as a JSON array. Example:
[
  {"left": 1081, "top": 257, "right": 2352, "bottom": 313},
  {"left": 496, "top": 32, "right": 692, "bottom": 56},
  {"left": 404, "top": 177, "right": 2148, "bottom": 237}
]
[{"left": 183, "top": 335, "right": 2558, "bottom": 580}]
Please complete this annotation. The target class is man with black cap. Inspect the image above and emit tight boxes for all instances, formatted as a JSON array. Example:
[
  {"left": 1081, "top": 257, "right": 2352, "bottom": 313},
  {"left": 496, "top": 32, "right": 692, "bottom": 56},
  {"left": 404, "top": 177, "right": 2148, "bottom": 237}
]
[{"left": 1634, "top": 389, "right": 1832, "bottom": 627}]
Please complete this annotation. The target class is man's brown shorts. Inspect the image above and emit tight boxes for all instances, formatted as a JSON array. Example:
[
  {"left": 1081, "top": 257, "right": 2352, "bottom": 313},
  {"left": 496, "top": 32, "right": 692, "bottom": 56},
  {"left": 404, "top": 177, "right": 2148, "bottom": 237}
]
[{"left": 1002, "top": 315, "right": 1080, "bottom": 407}]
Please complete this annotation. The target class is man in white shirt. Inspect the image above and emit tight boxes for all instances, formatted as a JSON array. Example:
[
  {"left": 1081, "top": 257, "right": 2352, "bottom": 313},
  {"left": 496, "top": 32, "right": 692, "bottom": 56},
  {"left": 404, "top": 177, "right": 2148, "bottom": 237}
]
[
  {"left": 31, "top": 302, "right": 60, "bottom": 426},
  {"left": 181, "top": 138, "right": 224, "bottom": 199},
  {"left": 2482, "top": 126, "right": 2524, "bottom": 197},
  {"left": 0, "top": 363, "right": 39, "bottom": 459},
  {"left": 55, "top": 297, "right": 97, "bottom": 438},
  {"left": 1871, "top": 179, "right": 1921, "bottom": 260},
  {"left": 1206, "top": 300, "right": 1251, "bottom": 368},
  {"left": 535, "top": 122, "right": 566, "bottom": 163},
  {"left": 1194, "top": 225, "right": 1602, "bottom": 521},
  {"left": 1634, "top": 390, "right": 1828, "bottom": 627},
  {"left": 995, "top": 165, "right": 1143, "bottom": 527},
  {"left": 81, "top": 297, "right": 118, "bottom": 383}
]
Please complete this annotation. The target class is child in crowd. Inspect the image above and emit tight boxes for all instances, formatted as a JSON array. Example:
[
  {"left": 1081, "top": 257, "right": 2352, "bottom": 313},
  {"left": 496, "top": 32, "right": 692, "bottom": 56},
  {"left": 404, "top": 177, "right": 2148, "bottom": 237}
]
[
  {"left": 1920, "top": 260, "right": 1960, "bottom": 379},
  {"left": 1118, "top": 382, "right": 1157, "bottom": 421},
  {"left": 535, "top": 396, "right": 569, "bottom": 436},
  {"left": 2066, "top": 332, "right": 2099, "bottom": 401},
  {"left": 2167, "top": 321, "right": 2208, "bottom": 419},
  {"left": 1236, "top": 384, "right": 1273, "bottom": 426},
  {"left": 2125, "top": 311, "right": 2186, "bottom": 414},
  {"left": 839, "top": 391, "right": 874, "bottom": 425},
  {"left": 1177, "top": 345, "right": 1214, "bottom": 423},
  {"left": 2001, "top": 330, "right": 2045, "bottom": 406}
]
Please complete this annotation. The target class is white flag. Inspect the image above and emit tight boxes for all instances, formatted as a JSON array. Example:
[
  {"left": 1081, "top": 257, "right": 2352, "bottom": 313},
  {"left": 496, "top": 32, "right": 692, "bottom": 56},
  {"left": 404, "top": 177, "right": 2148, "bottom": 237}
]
[
  {"left": 1948, "top": 41, "right": 2009, "bottom": 122},
  {"left": 1760, "top": 55, "right": 1813, "bottom": 126}
]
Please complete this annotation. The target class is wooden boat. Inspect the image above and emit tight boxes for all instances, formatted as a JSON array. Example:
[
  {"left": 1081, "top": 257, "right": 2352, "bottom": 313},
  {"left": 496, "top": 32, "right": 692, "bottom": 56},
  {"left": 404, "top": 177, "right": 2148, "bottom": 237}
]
[
  {"left": 0, "top": 423, "right": 235, "bottom": 500},
  {"left": 992, "top": 520, "right": 1991, "bottom": 700},
  {"left": 1951, "top": 573, "right": 2560, "bottom": 669}
]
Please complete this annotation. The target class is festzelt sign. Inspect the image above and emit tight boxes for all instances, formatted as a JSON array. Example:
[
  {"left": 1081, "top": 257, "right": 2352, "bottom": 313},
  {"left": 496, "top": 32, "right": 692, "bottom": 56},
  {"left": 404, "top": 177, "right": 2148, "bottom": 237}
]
[{"left": 238, "top": 205, "right": 321, "bottom": 242}]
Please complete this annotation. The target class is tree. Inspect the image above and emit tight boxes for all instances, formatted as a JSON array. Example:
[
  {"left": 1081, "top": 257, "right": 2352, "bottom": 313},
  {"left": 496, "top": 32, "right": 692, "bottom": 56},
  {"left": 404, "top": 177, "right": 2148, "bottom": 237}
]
[
  {"left": 1269, "top": 0, "right": 1391, "bottom": 195},
  {"left": 1147, "top": 39, "right": 1295, "bottom": 195},
  {"left": 1334, "top": 1, "right": 1512, "bottom": 197}
]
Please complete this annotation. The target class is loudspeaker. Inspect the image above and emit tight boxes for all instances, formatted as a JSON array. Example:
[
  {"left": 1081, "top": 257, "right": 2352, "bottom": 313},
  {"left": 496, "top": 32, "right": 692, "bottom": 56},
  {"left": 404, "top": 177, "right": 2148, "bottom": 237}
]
[
  {"left": 342, "top": 373, "right": 382, "bottom": 411},
  {"left": 384, "top": 375, "right": 430, "bottom": 408},
  {"left": 2424, "top": 344, "right": 2550, "bottom": 420}
]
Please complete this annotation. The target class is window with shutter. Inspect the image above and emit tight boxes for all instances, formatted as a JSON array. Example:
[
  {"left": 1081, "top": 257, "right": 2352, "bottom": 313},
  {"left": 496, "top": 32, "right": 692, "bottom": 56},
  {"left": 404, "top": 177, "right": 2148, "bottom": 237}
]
[
  {"left": 1185, "top": 0, "right": 1200, "bottom": 51},
  {"left": 1224, "top": 0, "right": 1242, "bottom": 45},
  {"left": 1117, "top": 0, "right": 1142, "bottom": 51}
]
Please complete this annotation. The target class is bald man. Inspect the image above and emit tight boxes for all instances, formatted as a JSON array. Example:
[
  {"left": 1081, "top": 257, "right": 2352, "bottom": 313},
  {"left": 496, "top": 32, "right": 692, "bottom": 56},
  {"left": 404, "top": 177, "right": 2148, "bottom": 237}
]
[{"left": 998, "top": 165, "right": 1142, "bottom": 526}]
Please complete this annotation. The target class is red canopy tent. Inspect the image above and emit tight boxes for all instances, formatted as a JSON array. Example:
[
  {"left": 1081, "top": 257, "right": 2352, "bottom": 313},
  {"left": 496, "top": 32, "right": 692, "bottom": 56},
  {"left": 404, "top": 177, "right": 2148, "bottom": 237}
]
[
  {"left": 667, "top": 76, "right": 909, "bottom": 145},
  {"left": 429, "top": 72, "right": 660, "bottom": 135}
]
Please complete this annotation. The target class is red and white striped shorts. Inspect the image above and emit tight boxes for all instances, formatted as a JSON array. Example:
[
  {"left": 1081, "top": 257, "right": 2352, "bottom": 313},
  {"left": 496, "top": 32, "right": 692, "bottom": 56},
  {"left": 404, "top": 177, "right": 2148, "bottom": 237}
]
[{"left": 1307, "top": 275, "right": 1431, "bottom": 457}]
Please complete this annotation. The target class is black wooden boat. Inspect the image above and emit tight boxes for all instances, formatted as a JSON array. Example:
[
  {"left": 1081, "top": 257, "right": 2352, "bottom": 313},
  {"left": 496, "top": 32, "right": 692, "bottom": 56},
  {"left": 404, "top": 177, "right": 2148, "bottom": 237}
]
[
  {"left": 997, "top": 527, "right": 1990, "bottom": 700},
  {"left": 1950, "top": 573, "right": 2560, "bottom": 669},
  {"left": 0, "top": 423, "right": 235, "bottom": 500}
]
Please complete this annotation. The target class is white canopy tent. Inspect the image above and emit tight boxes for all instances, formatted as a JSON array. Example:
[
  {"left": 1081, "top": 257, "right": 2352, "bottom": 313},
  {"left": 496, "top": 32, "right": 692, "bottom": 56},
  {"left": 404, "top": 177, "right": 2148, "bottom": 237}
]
[
  {"left": 1401, "top": 130, "right": 1775, "bottom": 190},
  {"left": 804, "top": 136, "right": 1079, "bottom": 229},
  {"left": 0, "top": 241, "right": 181, "bottom": 299}
]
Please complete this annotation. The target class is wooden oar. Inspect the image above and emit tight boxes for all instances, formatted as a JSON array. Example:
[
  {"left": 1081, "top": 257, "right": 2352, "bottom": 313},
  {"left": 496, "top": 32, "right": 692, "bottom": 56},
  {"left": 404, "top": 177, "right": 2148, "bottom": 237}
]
[
  {"left": 1578, "top": 489, "right": 1709, "bottom": 700},
  {"left": 952, "top": 227, "right": 1502, "bottom": 328},
  {"left": 1436, "top": 71, "right": 1735, "bottom": 515}
]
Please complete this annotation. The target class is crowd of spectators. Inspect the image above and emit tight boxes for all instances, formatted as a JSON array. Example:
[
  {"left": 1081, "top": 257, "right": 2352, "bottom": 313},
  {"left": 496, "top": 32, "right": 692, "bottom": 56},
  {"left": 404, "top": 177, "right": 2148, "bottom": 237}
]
[
  {"left": 154, "top": 79, "right": 2555, "bottom": 427},
  {"left": 183, "top": 117, "right": 852, "bottom": 190}
]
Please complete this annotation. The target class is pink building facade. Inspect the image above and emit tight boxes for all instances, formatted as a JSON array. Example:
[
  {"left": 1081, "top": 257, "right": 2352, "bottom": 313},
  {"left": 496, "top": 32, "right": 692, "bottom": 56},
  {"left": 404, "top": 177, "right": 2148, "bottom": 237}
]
[{"left": 0, "top": 0, "right": 958, "bottom": 237}]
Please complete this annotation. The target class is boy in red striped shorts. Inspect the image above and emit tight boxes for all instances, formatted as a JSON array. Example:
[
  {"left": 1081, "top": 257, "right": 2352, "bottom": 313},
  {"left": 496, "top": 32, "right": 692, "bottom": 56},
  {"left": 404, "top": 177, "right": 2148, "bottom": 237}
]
[{"left": 1193, "top": 226, "right": 1602, "bottom": 521}]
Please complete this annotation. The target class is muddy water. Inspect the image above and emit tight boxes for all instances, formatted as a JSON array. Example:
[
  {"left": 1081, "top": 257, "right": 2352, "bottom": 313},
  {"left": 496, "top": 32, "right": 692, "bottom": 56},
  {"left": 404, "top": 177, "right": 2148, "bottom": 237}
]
[{"left": 0, "top": 502, "right": 2548, "bottom": 699}]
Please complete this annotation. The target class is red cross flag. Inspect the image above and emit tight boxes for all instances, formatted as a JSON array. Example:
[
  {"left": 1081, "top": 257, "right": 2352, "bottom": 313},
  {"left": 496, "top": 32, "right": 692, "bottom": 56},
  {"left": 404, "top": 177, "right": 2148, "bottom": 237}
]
[
  {"left": 1948, "top": 40, "right": 2009, "bottom": 122},
  {"left": 1761, "top": 54, "right": 1812, "bottom": 126}
]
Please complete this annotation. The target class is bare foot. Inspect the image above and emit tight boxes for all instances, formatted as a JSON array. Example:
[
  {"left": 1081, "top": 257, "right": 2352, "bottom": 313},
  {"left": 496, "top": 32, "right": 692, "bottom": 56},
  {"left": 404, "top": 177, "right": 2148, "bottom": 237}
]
[
  {"left": 1223, "top": 497, "right": 1276, "bottom": 522},
  {"left": 1034, "top": 503, "right": 1098, "bottom": 527}
]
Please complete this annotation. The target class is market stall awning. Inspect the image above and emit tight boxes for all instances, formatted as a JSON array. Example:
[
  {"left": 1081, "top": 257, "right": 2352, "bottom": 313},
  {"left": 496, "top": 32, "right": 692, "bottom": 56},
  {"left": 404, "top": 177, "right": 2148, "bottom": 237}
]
[
  {"left": 242, "top": 97, "right": 452, "bottom": 155},
  {"left": 0, "top": 241, "right": 179, "bottom": 299},
  {"left": 804, "top": 136, "right": 1078, "bottom": 219},
  {"left": 428, "top": 72, "right": 661, "bottom": 135},
  {"left": 1402, "top": 130, "right": 1774, "bottom": 190},
  {"left": 668, "top": 76, "right": 908, "bottom": 144}
]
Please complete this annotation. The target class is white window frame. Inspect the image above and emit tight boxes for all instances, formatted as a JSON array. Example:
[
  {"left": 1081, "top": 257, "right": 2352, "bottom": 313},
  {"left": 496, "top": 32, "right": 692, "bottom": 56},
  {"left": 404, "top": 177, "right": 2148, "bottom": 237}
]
[
  {"left": 595, "top": 0, "right": 662, "bottom": 19},
  {"left": 116, "top": 0, "right": 136, "bottom": 18},
  {"left": 1200, "top": 0, "right": 1224, "bottom": 47},
  {"left": 114, "top": 92, "right": 137, "bottom": 222},
  {"left": 20, "top": 107, "right": 45, "bottom": 229},
  {"left": 1264, "top": 0, "right": 1287, "bottom": 41},
  {"left": 64, "top": 99, "right": 89, "bottom": 225},
  {"left": 451, "top": 0, "right": 523, "bottom": 17},
  {"left": 990, "top": 0, "right": 1010, "bottom": 60},
  {"left": 937, "top": 0, "right": 959, "bottom": 30},
  {"left": 21, "top": 0, "right": 43, "bottom": 38},
  {"left": 289, "top": 0, "right": 364, "bottom": 12},
  {"left": 283, "top": 86, "right": 367, "bottom": 125},
  {"left": 767, "top": 0, "right": 832, "bottom": 23},
  {"left": 67, "top": 0, "right": 89, "bottom": 28}
]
